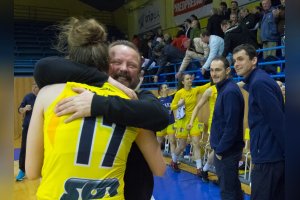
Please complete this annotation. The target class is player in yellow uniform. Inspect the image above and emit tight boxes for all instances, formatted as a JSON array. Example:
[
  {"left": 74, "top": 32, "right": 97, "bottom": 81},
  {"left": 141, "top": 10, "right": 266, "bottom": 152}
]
[
  {"left": 26, "top": 82, "right": 164, "bottom": 200},
  {"left": 170, "top": 74, "right": 211, "bottom": 175},
  {"left": 188, "top": 84, "right": 217, "bottom": 182},
  {"left": 156, "top": 84, "right": 176, "bottom": 154},
  {"left": 25, "top": 17, "right": 165, "bottom": 200}
]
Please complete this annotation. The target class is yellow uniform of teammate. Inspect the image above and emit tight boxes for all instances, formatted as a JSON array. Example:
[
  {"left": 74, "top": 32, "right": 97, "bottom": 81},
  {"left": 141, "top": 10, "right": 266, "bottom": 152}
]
[
  {"left": 37, "top": 82, "right": 137, "bottom": 200},
  {"left": 156, "top": 124, "right": 175, "bottom": 137},
  {"left": 171, "top": 82, "right": 211, "bottom": 139},
  {"left": 156, "top": 94, "right": 176, "bottom": 137}
]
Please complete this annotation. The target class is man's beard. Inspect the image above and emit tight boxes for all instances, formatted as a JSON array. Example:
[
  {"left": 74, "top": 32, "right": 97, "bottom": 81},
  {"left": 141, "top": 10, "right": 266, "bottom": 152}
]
[{"left": 113, "top": 71, "right": 139, "bottom": 89}]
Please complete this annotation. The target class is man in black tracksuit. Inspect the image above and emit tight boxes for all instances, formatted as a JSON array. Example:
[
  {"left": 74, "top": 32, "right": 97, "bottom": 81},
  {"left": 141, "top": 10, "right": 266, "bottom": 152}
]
[
  {"left": 233, "top": 44, "right": 285, "bottom": 200},
  {"left": 210, "top": 56, "right": 245, "bottom": 200},
  {"left": 221, "top": 20, "right": 258, "bottom": 59}
]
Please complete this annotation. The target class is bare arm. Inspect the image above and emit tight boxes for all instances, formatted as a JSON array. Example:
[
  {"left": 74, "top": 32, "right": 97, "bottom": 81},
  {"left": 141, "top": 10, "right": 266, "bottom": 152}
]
[
  {"left": 135, "top": 130, "right": 166, "bottom": 176},
  {"left": 187, "top": 88, "right": 211, "bottom": 130},
  {"left": 25, "top": 90, "right": 45, "bottom": 179}
]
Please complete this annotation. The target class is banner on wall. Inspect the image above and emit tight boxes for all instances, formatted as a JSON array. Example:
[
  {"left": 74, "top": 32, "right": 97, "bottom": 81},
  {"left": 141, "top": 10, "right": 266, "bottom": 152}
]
[
  {"left": 173, "top": 0, "right": 213, "bottom": 25},
  {"left": 137, "top": 0, "right": 161, "bottom": 33}
]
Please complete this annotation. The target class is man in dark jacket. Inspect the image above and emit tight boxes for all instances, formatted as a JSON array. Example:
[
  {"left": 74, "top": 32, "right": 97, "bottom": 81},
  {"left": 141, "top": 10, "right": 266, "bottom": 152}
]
[
  {"left": 221, "top": 20, "right": 258, "bottom": 58},
  {"left": 233, "top": 44, "right": 285, "bottom": 200},
  {"left": 210, "top": 56, "right": 245, "bottom": 200}
]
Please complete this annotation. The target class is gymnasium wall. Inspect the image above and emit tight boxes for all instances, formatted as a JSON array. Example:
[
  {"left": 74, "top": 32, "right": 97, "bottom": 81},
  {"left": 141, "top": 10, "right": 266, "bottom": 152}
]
[{"left": 14, "top": 0, "right": 114, "bottom": 25}]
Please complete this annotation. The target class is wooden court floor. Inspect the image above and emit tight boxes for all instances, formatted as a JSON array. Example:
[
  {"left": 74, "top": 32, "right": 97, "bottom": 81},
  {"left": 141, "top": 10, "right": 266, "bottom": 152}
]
[{"left": 13, "top": 157, "right": 250, "bottom": 199}]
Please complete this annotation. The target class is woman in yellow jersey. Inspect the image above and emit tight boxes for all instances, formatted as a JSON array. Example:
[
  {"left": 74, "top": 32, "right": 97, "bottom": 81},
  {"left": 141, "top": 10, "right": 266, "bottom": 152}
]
[
  {"left": 25, "top": 17, "right": 165, "bottom": 200},
  {"left": 170, "top": 74, "right": 211, "bottom": 176},
  {"left": 187, "top": 84, "right": 217, "bottom": 182}
]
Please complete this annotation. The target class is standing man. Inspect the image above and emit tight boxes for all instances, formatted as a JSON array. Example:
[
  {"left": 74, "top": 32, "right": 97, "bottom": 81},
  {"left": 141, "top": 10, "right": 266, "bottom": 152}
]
[
  {"left": 233, "top": 44, "right": 285, "bottom": 200},
  {"left": 260, "top": 0, "right": 280, "bottom": 59},
  {"left": 34, "top": 40, "right": 169, "bottom": 200},
  {"left": 16, "top": 81, "right": 39, "bottom": 181},
  {"left": 210, "top": 56, "right": 245, "bottom": 200}
]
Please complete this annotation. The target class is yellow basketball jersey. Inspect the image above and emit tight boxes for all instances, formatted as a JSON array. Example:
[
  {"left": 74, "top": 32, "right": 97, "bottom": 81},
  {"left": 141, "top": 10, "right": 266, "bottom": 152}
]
[
  {"left": 171, "top": 82, "right": 211, "bottom": 118},
  {"left": 207, "top": 85, "right": 218, "bottom": 133},
  {"left": 37, "top": 82, "right": 138, "bottom": 200}
]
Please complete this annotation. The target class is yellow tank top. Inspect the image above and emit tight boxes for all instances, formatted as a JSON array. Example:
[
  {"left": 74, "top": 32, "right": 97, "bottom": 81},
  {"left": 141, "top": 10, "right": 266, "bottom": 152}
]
[
  {"left": 171, "top": 82, "right": 211, "bottom": 118},
  {"left": 37, "top": 82, "right": 138, "bottom": 200},
  {"left": 207, "top": 85, "right": 218, "bottom": 133}
]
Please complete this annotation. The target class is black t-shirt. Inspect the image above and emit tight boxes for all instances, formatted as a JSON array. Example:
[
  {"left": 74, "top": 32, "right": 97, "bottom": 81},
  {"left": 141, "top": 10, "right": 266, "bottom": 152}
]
[{"left": 34, "top": 56, "right": 169, "bottom": 200}]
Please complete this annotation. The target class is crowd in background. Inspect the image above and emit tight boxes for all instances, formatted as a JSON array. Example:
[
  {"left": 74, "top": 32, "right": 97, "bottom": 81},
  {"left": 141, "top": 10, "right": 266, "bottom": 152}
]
[{"left": 130, "top": 0, "right": 285, "bottom": 85}]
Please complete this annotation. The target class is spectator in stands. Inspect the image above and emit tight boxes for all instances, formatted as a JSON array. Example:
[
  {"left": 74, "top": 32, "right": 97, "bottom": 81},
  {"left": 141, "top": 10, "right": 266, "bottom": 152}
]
[
  {"left": 228, "top": 1, "right": 240, "bottom": 17},
  {"left": 143, "top": 37, "right": 165, "bottom": 82},
  {"left": 175, "top": 33, "right": 209, "bottom": 79},
  {"left": 207, "top": 8, "right": 224, "bottom": 38},
  {"left": 233, "top": 44, "right": 285, "bottom": 200},
  {"left": 170, "top": 74, "right": 211, "bottom": 176},
  {"left": 132, "top": 34, "right": 141, "bottom": 50},
  {"left": 219, "top": 1, "right": 230, "bottom": 20},
  {"left": 16, "top": 81, "right": 39, "bottom": 181},
  {"left": 210, "top": 56, "right": 245, "bottom": 200},
  {"left": 184, "top": 18, "right": 192, "bottom": 38},
  {"left": 140, "top": 33, "right": 151, "bottom": 58},
  {"left": 171, "top": 27, "right": 189, "bottom": 52},
  {"left": 240, "top": 8, "right": 259, "bottom": 42},
  {"left": 260, "top": 0, "right": 280, "bottom": 59},
  {"left": 221, "top": 20, "right": 258, "bottom": 61},
  {"left": 240, "top": 8, "right": 257, "bottom": 30},
  {"left": 229, "top": 13, "right": 239, "bottom": 26},
  {"left": 200, "top": 31, "right": 225, "bottom": 79},
  {"left": 189, "top": 19, "right": 202, "bottom": 47},
  {"left": 273, "top": 0, "right": 285, "bottom": 55},
  {"left": 163, "top": 33, "right": 171, "bottom": 44},
  {"left": 153, "top": 38, "right": 185, "bottom": 83},
  {"left": 190, "top": 14, "right": 198, "bottom": 21}
]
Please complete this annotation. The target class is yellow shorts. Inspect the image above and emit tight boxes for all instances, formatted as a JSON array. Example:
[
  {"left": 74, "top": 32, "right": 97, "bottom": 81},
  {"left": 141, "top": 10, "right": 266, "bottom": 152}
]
[
  {"left": 156, "top": 124, "right": 176, "bottom": 137},
  {"left": 175, "top": 117, "right": 204, "bottom": 139}
]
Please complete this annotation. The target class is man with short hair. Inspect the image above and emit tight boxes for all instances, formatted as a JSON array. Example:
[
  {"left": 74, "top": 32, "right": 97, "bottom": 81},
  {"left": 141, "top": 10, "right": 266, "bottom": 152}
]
[
  {"left": 233, "top": 44, "right": 285, "bottom": 200},
  {"left": 210, "top": 56, "right": 245, "bottom": 200},
  {"left": 34, "top": 40, "right": 169, "bottom": 200}
]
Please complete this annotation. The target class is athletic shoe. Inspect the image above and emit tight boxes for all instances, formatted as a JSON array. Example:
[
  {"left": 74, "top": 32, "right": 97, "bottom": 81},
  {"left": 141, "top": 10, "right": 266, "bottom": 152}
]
[
  {"left": 201, "top": 170, "right": 209, "bottom": 183},
  {"left": 196, "top": 168, "right": 202, "bottom": 178},
  {"left": 16, "top": 170, "right": 25, "bottom": 181},
  {"left": 170, "top": 161, "right": 180, "bottom": 172}
]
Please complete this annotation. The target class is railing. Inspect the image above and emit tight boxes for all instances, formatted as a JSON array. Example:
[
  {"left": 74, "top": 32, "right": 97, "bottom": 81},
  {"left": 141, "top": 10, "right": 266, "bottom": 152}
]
[{"left": 140, "top": 46, "right": 285, "bottom": 90}]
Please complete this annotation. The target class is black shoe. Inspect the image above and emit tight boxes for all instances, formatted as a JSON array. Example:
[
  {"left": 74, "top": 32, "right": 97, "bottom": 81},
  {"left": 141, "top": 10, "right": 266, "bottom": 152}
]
[
  {"left": 196, "top": 168, "right": 202, "bottom": 178},
  {"left": 201, "top": 170, "right": 209, "bottom": 183},
  {"left": 170, "top": 161, "right": 180, "bottom": 173},
  {"left": 212, "top": 179, "right": 219, "bottom": 186}
]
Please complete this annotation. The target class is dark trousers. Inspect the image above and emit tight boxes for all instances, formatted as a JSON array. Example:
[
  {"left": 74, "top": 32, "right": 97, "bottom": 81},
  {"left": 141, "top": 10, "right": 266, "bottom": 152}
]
[
  {"left": 251, "top": 161, "right": 285, "bottom": 200},
  {"left": 214, "top": 151, "right": 244, "bottom": 200},
  {"left": 19, "top": 125, "right": 29, "bottom": 172}
]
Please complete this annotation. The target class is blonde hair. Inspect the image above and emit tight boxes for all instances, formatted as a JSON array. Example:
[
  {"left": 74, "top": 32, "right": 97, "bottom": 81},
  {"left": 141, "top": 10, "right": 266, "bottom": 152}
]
[{"left": 55, "top": 17, "right": 109, "bottom": 72}]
